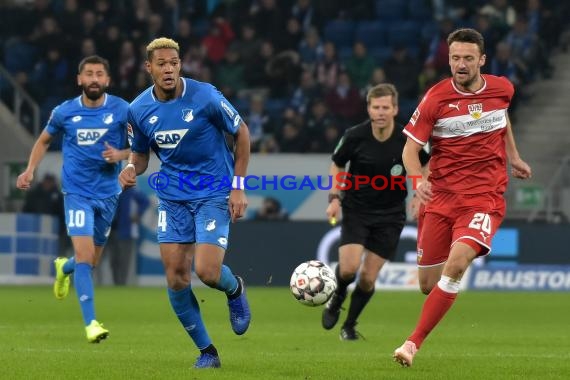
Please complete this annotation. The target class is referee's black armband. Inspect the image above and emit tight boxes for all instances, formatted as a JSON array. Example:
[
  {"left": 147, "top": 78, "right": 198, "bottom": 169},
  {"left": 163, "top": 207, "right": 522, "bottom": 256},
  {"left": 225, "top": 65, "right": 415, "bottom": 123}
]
[{"left": 328, "top": 193, "right": 341, "bottom": 203}]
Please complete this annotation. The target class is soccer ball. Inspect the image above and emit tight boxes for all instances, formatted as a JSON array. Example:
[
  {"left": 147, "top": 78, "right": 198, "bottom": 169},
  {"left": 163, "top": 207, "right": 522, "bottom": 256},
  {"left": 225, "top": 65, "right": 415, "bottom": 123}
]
[{"left": 290, "top": 260, "right": 337, "bottom": 306}]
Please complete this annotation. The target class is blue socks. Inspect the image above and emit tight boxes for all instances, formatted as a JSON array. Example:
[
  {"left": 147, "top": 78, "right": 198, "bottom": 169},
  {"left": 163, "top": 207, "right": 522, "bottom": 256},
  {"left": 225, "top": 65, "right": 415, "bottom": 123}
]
[
  {"left": 215, "top": 265, "right": 239, "bottom": 296},
  {"left": 63, "top": 256, "right": 75, "bottom": 275},
  {"left": 74, "top": 263, "right": 95, "bottom": 325},
  {"left": 168, "top": 286, "right": 211, "bottom": 350}
]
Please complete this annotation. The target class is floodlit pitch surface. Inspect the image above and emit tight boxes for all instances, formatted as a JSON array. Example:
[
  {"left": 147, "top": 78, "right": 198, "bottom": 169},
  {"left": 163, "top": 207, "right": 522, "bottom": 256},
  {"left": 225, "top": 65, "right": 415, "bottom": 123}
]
[{"left": 1, "top": 286, "right": 568, "bottom": 379}]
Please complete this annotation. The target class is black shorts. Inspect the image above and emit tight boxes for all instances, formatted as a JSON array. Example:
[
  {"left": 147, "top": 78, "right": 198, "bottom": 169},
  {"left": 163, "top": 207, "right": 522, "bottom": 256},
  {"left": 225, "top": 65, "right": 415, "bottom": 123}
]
[{"left": 340, "top": 206, "right": 406, "bottom": 260}]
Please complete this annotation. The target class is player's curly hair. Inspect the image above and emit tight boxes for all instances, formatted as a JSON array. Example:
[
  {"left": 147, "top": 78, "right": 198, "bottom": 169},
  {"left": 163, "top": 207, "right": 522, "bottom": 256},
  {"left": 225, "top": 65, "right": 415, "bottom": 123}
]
[
  {"left": 366, "top": 83, "right": 399, "bottom": 106},
  {"left": 447, "top": 28, "right": 485, "bottom": 55},
  {"left": 146, "top": 37, "right": 180, "bottom": 60}
]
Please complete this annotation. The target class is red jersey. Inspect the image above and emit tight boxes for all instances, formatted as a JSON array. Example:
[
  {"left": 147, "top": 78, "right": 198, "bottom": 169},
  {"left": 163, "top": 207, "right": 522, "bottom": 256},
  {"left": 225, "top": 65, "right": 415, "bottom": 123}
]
[{"left": 404, "top": 74, "right": 514, "bottom": 194}]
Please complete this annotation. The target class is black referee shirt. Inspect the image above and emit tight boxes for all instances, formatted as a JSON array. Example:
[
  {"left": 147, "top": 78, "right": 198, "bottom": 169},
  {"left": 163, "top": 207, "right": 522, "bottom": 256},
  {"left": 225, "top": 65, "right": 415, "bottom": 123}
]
[{"left": 332, "top": 120, "right": 429, "bottom": 214}]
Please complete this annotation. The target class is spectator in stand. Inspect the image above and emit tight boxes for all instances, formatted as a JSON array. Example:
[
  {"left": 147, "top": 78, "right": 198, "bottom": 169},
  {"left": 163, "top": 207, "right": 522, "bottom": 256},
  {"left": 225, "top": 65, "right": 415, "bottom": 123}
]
[
  {"left": 425, "top": 18, "right": 455, "bottom": 76},
  {"left": 361, "top": 67, "right": 387, "bottom": 98},
  {"left": 58, "top": 0, "right": 83, "bottom": 39},
  {"left": 22, "top": 173, "right": 70, "bottom": 254},
  {"left": 22, "top": 173, "right": 64, "bottom": 222},
  {"left": 245, "top": 40, "right": 275, "bottom": 89},
  {"left": 251, "top": 0, "right": 286, "bottom": 46},
  {"left": 116, "top": 40, "right": 140, "bottom": 100},
  {"left": 278, "top": 122, "right": 309, "bottom": 152},
  {"left": 254, "top": 197, "right": 289, "bottom": 221},
  {"left": 480, "top": 0, "right": 517, "bottom": 33},
  {"left": 31, "top": 46, "right": 71, "bottom": 100},
  {"left": 97, "top": 24, "right": 122, "bottom": 70},
  {"left": 346, "top": 41, "right": 377, "bottom": 91},
  {"left": 290, "top": 69, "right": 324, "bottom": 116},
  {"left": 298, "top": 26, "right": 325, "bottom": 68},
  {"left": 474, "top": 14, "right": 503, "bottom": 68},
  {"left": 216, "top": 47, "right": 246, "bottom": 100},
  {"left": 30, "top": 16, "right": 65, "bottom": 57},
  {"left": 490, "top": 41, "right": 525, "bottom": 114},
  {"left": 384, "top": 45, "right": 421, "bottom": 100},
  {"left": 310, "top": 121, "right": 342, "bottom": 153},
  {"left": 325, "top": 71, "right": 364, "bottom": 125},
  {"left": 290, "top": 0, "right": 322, "bottom": 32},
  {"left": 103, "top": 187, "right": 150, "bottom": 286},
  {"left": 315, "top": 41, "right": 343, "bottom": 90},
  {"left": 79, "top": 38, "right": 97, "bottom": 59},
  {"left": 244, "top": 94, "right": 277, "bottom": 152},
  {"left": 505, "top": 14, "right": 552, "bottom": 79},
  {"left": 174, "top": 18, "right": 201, "bottom": 55},
  {"left": 231, "top": 22, "right": 263, "bottom": 68},
  {"left": 181, "top": 44, "right": 208, "bottom": 79},
  {"left": 279, "top": 17, "right": 304, "bottom": 51},
  {"left": 306, "top": 98, "right": 334, "bottom": 140},
  {"left": 202, "top": 17, "right": 235, "bottom": 64}
]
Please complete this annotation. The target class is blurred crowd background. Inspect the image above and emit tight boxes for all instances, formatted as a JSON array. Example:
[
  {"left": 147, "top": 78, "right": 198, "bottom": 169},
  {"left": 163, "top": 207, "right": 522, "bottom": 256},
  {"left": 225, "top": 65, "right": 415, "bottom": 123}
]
[{"left": 1, "top": 0, "right": 569, "bottom": 153}]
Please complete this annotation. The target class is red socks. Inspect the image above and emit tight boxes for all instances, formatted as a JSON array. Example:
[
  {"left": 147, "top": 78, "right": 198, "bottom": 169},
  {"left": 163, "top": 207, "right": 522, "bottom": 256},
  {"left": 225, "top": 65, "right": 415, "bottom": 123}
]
[{"left": 408, "top": 285, "right": 457, "bottom": 349}]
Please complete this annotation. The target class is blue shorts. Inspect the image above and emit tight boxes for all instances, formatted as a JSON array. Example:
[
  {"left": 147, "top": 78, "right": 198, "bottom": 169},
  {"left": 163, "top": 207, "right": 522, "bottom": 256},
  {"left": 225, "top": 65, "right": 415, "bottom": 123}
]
[
  {"left": 157, "top": 198, "right": 230, "bottom": 249},
  {"left": 64, "top": 193, "right": 119, "bottom": 246}
]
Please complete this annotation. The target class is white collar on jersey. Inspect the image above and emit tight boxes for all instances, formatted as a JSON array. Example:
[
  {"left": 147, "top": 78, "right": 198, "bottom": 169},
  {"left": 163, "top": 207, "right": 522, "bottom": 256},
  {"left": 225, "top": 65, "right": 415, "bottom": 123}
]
[
  {"left": 450, "top": 75, "right": 487, "bottom": 96},
  {"left": 150, "top": 77, "right": 186, "bottom": 102},
  {"left": 77, "top": 93, "right": 108, "bottom": 107}
]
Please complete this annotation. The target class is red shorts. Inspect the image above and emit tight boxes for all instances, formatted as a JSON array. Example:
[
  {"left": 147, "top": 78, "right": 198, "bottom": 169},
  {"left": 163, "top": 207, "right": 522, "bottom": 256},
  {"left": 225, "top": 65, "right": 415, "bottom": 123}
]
[{"left": 417, "top": 191, "right": 505, "bottom": 267}]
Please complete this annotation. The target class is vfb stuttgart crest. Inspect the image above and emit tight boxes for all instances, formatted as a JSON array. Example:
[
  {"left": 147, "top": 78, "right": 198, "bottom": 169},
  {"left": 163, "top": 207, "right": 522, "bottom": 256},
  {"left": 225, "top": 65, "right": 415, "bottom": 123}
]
[{"left": 468, "top": 103, "right": 483, "bottom": 119}]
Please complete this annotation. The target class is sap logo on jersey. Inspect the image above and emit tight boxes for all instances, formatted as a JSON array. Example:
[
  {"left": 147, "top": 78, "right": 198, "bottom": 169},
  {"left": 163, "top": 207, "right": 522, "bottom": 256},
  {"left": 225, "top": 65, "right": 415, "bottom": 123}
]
[
  {"left": 154, "top": 129, "right": 189, "bottom": 148},
  {"left": 77, "top": 128, "right": 108, "bottom": 145}
]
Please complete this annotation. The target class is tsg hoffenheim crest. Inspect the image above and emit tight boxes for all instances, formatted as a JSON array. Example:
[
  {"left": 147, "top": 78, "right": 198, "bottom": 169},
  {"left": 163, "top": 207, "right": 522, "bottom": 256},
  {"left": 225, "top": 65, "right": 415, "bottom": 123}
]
[
  {"left": 182, "top": 109, "right": 194, "bottom": 122},
  {"left": 103, "top": 113, "right": 114, "bottom": 124},
  {"left": 468, "top": 103, "right": 483, "bottom": 119}
]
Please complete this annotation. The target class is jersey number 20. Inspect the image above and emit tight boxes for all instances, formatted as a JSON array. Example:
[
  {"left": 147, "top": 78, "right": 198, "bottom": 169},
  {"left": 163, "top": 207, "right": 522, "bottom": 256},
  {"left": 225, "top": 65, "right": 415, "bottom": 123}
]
[{"left": 468, "top": 212, "right": 491, "bottom": 233}]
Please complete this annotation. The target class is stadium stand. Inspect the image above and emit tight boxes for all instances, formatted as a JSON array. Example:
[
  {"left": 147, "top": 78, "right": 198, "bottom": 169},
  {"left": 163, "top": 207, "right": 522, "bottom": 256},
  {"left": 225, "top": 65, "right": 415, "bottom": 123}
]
[{"left": 0, "top": 0, "right": 568, "bottom": 154}]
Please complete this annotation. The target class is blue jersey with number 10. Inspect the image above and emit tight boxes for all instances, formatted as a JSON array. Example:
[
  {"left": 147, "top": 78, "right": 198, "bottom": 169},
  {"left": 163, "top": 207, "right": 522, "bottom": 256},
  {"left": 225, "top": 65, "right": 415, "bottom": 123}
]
[
  {"left": 128, "top": 78, "right": 241, "bottom": 201},
  {"left": 46, "top": 94, "right": 128, "bottom": 199}
]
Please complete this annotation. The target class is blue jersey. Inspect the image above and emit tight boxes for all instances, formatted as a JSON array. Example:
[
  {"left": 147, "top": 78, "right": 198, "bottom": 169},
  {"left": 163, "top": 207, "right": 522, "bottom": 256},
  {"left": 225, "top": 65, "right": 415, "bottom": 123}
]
[
  {"left": 46, "top": 94, "right": 129, "bottom": 199},
  {"left": 129, "top": 78, "right": 241, "bottom": 201}
]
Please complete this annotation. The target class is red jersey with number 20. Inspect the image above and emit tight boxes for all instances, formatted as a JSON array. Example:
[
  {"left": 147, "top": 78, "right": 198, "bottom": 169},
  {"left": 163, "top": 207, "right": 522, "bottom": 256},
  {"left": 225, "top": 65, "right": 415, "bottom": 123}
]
[{"left": 404, "top": 74, "right": 514, "bottom": 194}]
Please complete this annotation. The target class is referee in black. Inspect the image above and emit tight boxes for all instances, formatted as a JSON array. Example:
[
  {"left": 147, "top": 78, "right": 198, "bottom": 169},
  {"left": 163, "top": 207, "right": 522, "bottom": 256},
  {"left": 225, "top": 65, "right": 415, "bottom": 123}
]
[{"left": 323, "top": 83, "right": 429, "bottom": 340}]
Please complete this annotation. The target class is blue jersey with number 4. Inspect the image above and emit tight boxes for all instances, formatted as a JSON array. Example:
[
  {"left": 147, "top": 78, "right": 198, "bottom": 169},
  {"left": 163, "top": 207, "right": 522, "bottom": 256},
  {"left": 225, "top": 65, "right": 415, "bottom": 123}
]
[
  {"left": 128, "top": 78, "right": 241, "bottom": 201},
  {"left": 45, "top": 94, "right": 129, "bottom": 198}
]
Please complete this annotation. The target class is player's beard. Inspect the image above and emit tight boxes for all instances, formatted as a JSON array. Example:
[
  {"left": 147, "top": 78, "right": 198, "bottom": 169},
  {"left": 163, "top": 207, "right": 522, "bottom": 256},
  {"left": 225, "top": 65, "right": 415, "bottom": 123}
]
[
  {"left": 82, "top": 84, "right": 106, "bottom": 101},
  {"left": 454, "top": 71, "right": 477, "bottom": 89}
]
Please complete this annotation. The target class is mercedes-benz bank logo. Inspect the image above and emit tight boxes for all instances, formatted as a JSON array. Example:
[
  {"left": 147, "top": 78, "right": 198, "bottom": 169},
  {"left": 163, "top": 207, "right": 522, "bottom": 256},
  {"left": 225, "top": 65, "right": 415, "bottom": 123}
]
[{"left": 316, "top": 226, "right": 419, "bottom": 264}]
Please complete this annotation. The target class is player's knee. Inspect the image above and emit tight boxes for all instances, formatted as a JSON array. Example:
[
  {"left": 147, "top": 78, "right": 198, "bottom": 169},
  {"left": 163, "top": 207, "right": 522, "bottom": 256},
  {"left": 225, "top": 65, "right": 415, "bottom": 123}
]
[
  {"left": 357, "top": 277, "right": 375, "bottom": 292},
  {"left": 338, "top": 265, "right": 358, "bottom": 280},
  {"left": 419, "top": 278, "right": 436, "bottom": 295},
  {"left": 195, "top": 267, "right": 218, "bottom": 287},
  {"left": 419, "top": 284, "right": 433, "bottom": 295},
  {"left": 357, "top": 271, "right": 377, "bottom": 292},
  {"left": 166, "top": 269, "right": 191, "bottom": 290}
]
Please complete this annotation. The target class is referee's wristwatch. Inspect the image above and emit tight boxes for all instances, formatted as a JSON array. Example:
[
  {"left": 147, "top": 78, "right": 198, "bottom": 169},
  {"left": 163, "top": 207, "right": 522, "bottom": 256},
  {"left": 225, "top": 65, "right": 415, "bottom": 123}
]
[{"left": 328, "top": 193, "right": 341, "bottom": 203}]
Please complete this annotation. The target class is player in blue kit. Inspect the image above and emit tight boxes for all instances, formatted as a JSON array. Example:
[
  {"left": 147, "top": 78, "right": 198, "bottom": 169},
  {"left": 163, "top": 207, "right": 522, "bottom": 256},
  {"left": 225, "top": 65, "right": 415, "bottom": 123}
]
[
  {"left": 17, "top": 55, "right": 130, "bottom": 343},
  {"left": 119, "top": 37, "right": 251, "bottom": 369}
]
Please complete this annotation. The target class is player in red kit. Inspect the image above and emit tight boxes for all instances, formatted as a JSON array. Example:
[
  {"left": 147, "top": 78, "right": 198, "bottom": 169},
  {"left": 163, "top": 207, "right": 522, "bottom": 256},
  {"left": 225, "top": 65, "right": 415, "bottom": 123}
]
[{"left": 393, "top": 28, "right": 532, "bottom": 367}]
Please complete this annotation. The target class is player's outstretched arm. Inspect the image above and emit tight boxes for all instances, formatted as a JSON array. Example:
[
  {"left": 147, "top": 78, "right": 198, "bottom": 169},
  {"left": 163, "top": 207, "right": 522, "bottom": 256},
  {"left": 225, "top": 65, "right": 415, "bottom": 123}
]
[
  {"left": 504, "top": 115, "right": 532, "bottom": 179},
  {"left": 16, "top": 130, "right": 53, "bottom": 190},
  {"left": 229, "top": 122, "right": 250, "bottom": 222},
  {"left": 119, "top": 152, "right": 149, "bottom": 189}
]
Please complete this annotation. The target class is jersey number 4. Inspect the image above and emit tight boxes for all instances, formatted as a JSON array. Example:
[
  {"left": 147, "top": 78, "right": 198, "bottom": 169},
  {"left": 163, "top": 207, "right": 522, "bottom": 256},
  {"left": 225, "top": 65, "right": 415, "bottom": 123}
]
[{"left": 468, "top": 212, "right": 491, "bottom": 233}]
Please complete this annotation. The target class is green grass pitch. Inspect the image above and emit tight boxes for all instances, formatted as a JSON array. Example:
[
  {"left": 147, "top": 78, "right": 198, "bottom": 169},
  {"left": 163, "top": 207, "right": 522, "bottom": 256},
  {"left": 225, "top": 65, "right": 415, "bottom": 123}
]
[{"left": 1, "top": 286, "right": 569, "bottom": 379}]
